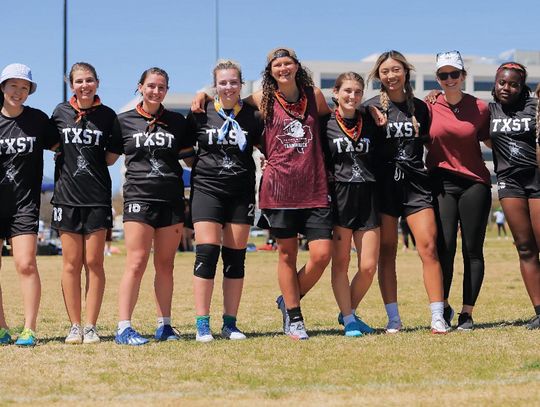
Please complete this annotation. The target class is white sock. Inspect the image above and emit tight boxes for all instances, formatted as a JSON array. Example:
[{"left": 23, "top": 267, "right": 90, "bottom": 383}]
[
  {"left": 343, "top": 314, "right": 356, "bottom": 326},
  {"left": 430, "top": 302, "right": 444, "bottom": 319},
  {"left": 385, "top": 302, "right": 400, "bottom": 321},
  {"left": 157, "top": 317, "right": 171, "bottom": 327},
  {"left": 117, "top": 320, "right": 131, "bottom": 334}
]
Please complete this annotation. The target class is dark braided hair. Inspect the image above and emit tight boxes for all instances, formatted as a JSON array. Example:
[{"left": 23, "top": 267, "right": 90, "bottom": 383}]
[
  {"left": 368, "top": 50, "right": 419, "bottom": 135},
  {"left": 260, "top": 51, "right": 314, "bottom": 122}
]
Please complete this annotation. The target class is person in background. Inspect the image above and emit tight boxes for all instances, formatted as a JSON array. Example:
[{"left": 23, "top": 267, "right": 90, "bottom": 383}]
[{"left": 493, "top": 208, "right": 507, "bottom": 238}]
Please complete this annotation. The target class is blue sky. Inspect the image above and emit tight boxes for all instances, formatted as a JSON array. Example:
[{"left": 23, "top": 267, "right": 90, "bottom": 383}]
[{"left": 3, "top": 0, "right": 539, "bottom": 191}]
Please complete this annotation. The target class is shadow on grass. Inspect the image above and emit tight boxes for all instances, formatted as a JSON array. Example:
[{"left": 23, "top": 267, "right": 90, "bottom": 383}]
[{"left": 32, "top": 318, "right": 537, "bottom": 345}]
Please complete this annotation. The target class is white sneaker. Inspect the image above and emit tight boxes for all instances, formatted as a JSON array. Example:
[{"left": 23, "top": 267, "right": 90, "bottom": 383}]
[
  {"left": 221, "top": 325, "right": 247, "bottom": 340},
  {"left": 65, "top": 324, "right": 83, "bottom": 344},
  {"left": 431, "top": 315, "right": 449, "bottom": 334},
  {"left": 83, "top": 325, "right": 101, "bottom": 344},
  {"left": 386, "top": 317, "right": 402, "bottom": 334},
  {"left": 287, "top": 320, "right": 309, "bottom": 340}
]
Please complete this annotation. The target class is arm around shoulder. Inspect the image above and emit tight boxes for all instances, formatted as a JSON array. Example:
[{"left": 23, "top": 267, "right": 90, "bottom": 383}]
[{"left": 314, "top": 87, "right": 331, "bottom": 116}]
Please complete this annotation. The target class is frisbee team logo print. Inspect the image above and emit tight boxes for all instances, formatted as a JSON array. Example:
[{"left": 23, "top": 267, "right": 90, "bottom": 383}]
[{"left": 276, "top": 119, "right": 313, "bottom": 153}]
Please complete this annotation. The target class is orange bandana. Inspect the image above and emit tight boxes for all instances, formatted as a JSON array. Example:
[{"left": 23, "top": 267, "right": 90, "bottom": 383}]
[
  {"left": 69, "top": 95, "right": 101, "bottom": 124},
  {"left": 274, "top": 90, "right": 307, "bottom": 121},
  {"left": 135, "top": 102, "right": 167, "bottom": 133},
  {"left": 335, "top": 109, "right": 363, "bottom": 142}
]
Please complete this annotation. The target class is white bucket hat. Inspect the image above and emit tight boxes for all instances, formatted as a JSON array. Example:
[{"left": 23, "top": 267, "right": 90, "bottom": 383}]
[
  {"left": 436, "top": 51, "right": 464, "bottom": 71},
  {"left": 0, "top": 63, "right": 37, "bottom": 94}
]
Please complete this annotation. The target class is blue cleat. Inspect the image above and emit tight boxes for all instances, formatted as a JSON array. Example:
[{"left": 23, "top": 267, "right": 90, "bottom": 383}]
[
  {"left": 115, "top": 327, "right": 149, "bottom": 346},
  {"left": 0, "top": 328, "right": 12, "bottom": 345},
  {"left": 344, "top": 321, "right": 363, "bottom": 337},
  {"left": 338, "top": 312, "right": 374, "bottom": 334},
  {"left": 155, "top": 324, "right": 180, "bottom": 341},
  {"left": 15, "top": 328, "right": 36, "bottom": 347},
  {"left": 195, "top": 317, "right": 213, "bottom": 343}
]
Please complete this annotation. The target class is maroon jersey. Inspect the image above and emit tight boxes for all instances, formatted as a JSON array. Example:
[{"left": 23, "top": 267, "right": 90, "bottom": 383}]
[{"left": 259, "top": 87, "right": 329, "bottom": 209}]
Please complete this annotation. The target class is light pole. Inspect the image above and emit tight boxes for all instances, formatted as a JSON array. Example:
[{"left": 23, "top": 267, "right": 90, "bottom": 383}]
[
  {"left": 63, "top": 0, "right": 68, "bottom": 102},
  {"left": 215, "top": 0, "right": 219, "bottom": 61}
]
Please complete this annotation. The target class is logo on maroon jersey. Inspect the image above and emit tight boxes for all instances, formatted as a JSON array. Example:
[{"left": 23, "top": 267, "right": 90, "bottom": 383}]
[{"left": 276, "top": 119, "right": 313, "bottom": 153}]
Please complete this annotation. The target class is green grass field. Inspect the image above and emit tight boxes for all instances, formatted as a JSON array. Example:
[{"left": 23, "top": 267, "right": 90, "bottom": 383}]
[{"left": 1, "top": 231, "right": 539, "bottom": 406}]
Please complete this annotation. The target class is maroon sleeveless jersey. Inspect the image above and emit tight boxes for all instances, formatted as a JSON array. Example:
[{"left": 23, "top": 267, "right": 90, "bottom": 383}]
[{"left": 259, "top": 87, "right": 329, "bottom": 209}]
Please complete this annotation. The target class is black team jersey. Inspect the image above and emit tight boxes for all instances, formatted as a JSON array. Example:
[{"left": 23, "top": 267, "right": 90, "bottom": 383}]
[
  {"left": 109, "top": 108, "right": 189, "bottom": 205},
  {"left": 322, "top": 110, "right": 377, "bottom": 183},
  {"left": 0, "top": 107, "right": 56, "bottom": 216},
  {"left": 489, "top": 97, "right": 537, "bottom": 178},
  {"left": 50, "top": 102, "right": 117, "bottom": 207},
  {"left": 187, "top": 102, "right": 263, "bottom": 196},
  {"left": 363, "top": 96, "right": 430, "bottom": 177}
]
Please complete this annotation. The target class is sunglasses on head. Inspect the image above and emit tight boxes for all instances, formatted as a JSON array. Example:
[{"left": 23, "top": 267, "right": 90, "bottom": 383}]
[{"left": 437, "top": 70, "right": 461, "bottom": 80}]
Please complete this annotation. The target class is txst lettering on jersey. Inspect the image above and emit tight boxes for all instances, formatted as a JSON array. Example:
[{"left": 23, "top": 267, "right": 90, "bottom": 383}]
[
  {"left": 205, "top": 128, "right": 247, "bottom": 145},
  {"left": 491, "top": 118, "right": 532, "bottom": 132},
  {"left": 62, "top": 128, "right": 103, "bottom": 145},
  {"left": 132, "top": 131, "right": 174, "bottom": 148},
  {"left": 332, "top": 137, "right": 371, "bottom": 154},
  {"left": 0, "top": 137, "right": 36, "bottom": 155},
  {"left": 386, "top": 122, "right": 416, "bottom": 139},
  {"left": 276, "top": 119, "right": 313, "bottom": 153}
]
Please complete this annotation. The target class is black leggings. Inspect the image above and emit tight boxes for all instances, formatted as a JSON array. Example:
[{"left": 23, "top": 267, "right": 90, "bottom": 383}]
[{"left": 433, "top": 172, "right": 491, "bottom": 306}]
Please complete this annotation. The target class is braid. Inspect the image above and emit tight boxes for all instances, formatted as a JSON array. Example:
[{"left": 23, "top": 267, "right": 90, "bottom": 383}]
[
  {"left": 536, "top": 97, "right": 540, "bottom": 140},
  {"left": 379, "top": 89, "right": 389, "bottom": 124},
  {"left": 404, "top": 81, "right": 419, "bottom": 135}
]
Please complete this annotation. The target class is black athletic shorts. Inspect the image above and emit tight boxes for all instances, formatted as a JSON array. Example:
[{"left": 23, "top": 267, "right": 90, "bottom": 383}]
[
  {"left": 331, "top": 182, "right": 380, "bottom": 231},
  {"left": 191, "top": 188, "right": 255, "bottom": 225},
  {"left": 123, "top": 201, "right": 184, "bottom": 229},
  {"left": 0, "top": 211, "right": 39, "bottom": 240},
  {"left": 497, "top": 168, "right": 540, "bottom": 200},
  {"left": 258, "top": 207, "right": 333, "bottom": 242},
  {"left": 378, "top": 167, "right": 433, "bottom": 218},
  {"left": 51, "top": 205, "right": 112, "bottom": 235}
]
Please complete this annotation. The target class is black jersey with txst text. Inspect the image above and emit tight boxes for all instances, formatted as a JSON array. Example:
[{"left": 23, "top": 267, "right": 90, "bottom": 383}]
[
  {"left": 489, "top": 97, "right": 537, "bottom": 178},
  {"left": 363, "top": 96, "right": 430, "bottom": 176},
  {"left": 0, "top": 107, "right": 56, "bottom": 215},
  {"left": 109, "top": 108, "right": 189, "bottom": 204},
  {"left": 322, "top": 110, "right": 377, "bottom": 183},
  {"left": 50, "top": 102, "right": 117, "bottom": 207},
  {"left": 187, "top": 102, "right": 263, "bottom": 196}
]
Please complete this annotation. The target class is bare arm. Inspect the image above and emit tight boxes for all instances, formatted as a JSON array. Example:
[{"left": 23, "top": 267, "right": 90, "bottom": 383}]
[
  {"left": 314, "top": 87, "right": 331, "bottom": 116},
  {"left": 190, "top": 92, "right": 213, "bottom": 113},
  {"left": 106, "top": 152, "right": 120, "bottom": 166},
  {"left": 245, "top": 90, "right": 263, "bottom": 110}
]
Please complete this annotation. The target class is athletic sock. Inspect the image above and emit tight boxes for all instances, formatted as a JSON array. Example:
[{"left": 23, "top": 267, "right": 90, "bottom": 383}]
[
  {"left": 157, "top": 317, "right": 171, "bottom": 327},
  {"left": 223, "top": 314, "right": 237, "bottom": 328},
  {"left": 385, "top": 302, "right": 400, "bottom": 321},
  {"left": 117, "top": 320, "right": 131, "bottom": 334},
  {"left": 430, "top": 301, "right": 444, "bottom": 319},
  {"left": 343, "top": 314, "right": 356, "bottom": 326},
  {"left": 196, "top": 315, "right": 210, "bottom": 322},
  {"left": 534, "top": 305, "right": 540, "bottom": 316},
  {"left": 287, "top": 307, "right": 303, "bottom": 323}
]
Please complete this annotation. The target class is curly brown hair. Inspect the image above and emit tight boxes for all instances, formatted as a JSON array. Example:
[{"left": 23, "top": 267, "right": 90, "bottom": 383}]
[{"left": 260, "top": 52, "right": 314, "bottom": 122}]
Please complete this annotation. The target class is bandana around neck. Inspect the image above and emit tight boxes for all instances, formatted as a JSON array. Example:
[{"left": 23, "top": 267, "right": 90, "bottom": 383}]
[
  {"left": 136, "top": 102, "right": 166, "bottom": 133},
  {"left": 274, "top": 89, "right": 307, "bottom": 121},
  {"left": 335, "top": 109, "right": 363, "bottom": 142},
  {"left": 213, "top": 96, "right": 247, "bottom": 151},
  {"left": 69, "top": 95, "right": 101, "bottom": 124}
]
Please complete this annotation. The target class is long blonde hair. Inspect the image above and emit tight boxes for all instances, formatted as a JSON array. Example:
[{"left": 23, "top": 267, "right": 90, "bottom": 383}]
[{"left": 368, "top": 50, "right": 419, "bottom": 135}]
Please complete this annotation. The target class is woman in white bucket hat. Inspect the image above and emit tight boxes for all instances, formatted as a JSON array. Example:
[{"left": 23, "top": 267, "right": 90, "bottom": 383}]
[{"left": 0, "top": 63, "right": 57, "bottom": 346}]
